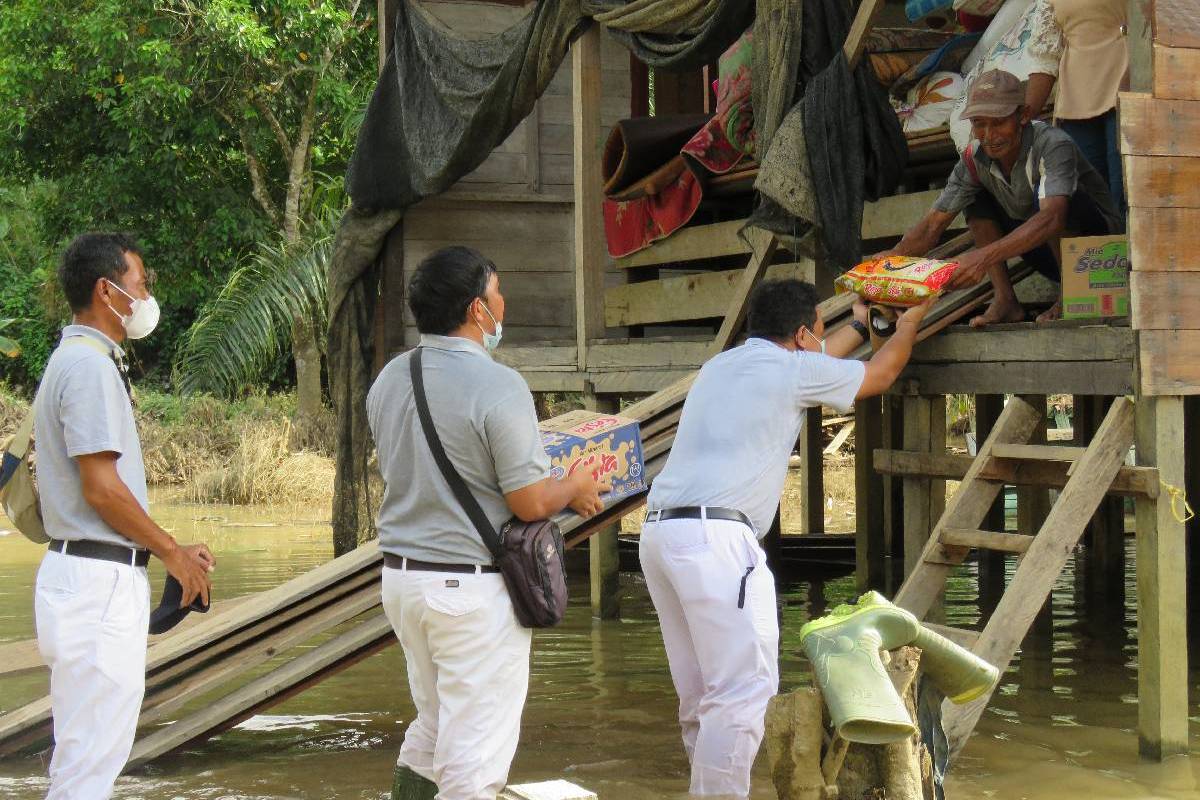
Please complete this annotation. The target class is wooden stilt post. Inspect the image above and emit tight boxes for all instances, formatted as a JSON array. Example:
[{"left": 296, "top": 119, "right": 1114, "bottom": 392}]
[
  {"left": 881, "top": 396, "right": 906, "bottom": 591},
  {"left": 855, "top": 396, "right": 886, "bottom": 591},
  {"left": 1015, "top": 395, "right": 1053, "bottom": 673},
  {"left": 571, "top": 26, "right": 618, "bottom": 620},
  {"left": 799, "top": 408, "right": 825, "bottom": 534},
  {"left": 901, "top": 394, "right": 946, "bottom": 578},
  {"left": 975, "top": 394, "right": 1007, "bottom": 613},
  {"left": 1186, "top": 396, "right": 1200, "bottom": 621},
  {"left": 1076, "top": 396, "right": 1126, "bottom": 613},
  {"left": 1134, "top": 395, "right": 1190, "bottom": 760}
]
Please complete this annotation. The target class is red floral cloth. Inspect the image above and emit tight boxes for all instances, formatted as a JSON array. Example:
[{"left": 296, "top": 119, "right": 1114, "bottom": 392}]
[
  {"left": 681, "top": 31, "right": 755, "bottom": 175},
  {"left": 602, "top": 168, "right": 703, "bottom": 258}
]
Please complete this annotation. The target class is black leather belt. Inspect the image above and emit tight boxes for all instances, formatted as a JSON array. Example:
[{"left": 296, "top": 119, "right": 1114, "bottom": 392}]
[
  {"left": 383, "top": 554, "right": 499, "bottom": 574},
  {"left": 49, "top": 538, "right": 150, "bottom": 567},
  {"left": 646, "top": 506, "right": 754, "bottom": 530}
]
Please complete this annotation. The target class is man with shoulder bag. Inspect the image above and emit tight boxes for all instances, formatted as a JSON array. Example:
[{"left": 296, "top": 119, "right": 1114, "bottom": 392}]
[
  {"left": 367, "top": 246, "right": 609, "bottom": 800},
  {"left": 30, "top": 233, "right": 214, "bottom": 799}
]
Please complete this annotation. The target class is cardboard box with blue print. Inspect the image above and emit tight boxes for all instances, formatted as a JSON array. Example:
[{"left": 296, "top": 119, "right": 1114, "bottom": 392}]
[
  {"left": 1060, "top": 236, "right": 1130, "bottom": 320},
  {"left": 538, "top": 410, "right": 646, "bottom": 502}
]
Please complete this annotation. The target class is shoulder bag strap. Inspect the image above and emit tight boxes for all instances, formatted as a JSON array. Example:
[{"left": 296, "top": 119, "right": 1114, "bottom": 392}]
[{"left": 409, "top": 347, "right": 503, "bottom": 560}]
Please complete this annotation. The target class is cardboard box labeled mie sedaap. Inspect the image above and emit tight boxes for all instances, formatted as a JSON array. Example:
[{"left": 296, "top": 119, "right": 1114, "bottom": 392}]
[
  {"left": 1060, "top": 235, "right": 1129, "bottom": 320},
  {"left": 538, "top": 410, "right": 646, "bottom": 501}
]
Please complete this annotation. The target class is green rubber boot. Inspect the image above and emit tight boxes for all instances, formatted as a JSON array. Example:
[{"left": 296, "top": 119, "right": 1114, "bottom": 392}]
[
  {"left": 910, "top": 625, "right": 1000, "bottom": 704},
  {"left": 799, "top": 591, "right": 921, "bottom": 744},
  {"left": 391, "top": 764, "right": 438, "bottom": 800}
]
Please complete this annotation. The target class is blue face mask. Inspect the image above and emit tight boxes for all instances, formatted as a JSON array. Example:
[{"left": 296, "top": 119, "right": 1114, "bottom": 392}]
[{"left": 476, "top": 300, "right": 503, "bottom": 353}]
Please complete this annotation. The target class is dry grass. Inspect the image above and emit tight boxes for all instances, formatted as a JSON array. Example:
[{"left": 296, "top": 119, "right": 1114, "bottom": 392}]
[
  {"left": 0, "top": 385, "right": 335, "bottom": 507},
  {"left": 186, "top": 421, "right": 335, "bottom": 506}
]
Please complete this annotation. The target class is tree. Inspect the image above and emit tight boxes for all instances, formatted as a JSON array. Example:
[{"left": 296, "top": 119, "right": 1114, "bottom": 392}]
[{"left": 0, "top": 1, "right": 374, "bottom": 418}]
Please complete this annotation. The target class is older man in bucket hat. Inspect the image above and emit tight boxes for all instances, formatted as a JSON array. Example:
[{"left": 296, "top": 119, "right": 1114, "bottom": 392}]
[{"left": 884, "top": 68, "right": 1123, "bottom": 326}]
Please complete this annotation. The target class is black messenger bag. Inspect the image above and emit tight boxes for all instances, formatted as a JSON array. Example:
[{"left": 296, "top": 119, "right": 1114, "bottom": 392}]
[{"left": 409, "top": 348, "right": 568, "bottom": 628}]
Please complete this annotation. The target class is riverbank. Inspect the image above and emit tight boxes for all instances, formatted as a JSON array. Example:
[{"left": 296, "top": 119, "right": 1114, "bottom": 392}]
[{"left": 0, "top": 387, "right": 336, "bottom": 507}]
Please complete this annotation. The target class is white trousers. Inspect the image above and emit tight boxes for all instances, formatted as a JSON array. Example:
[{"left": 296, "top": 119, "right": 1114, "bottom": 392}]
[
  {"left": 34, "top": 549, "right": 150, "bottom": 800},
  {"left": 639, "top": 517, "right": 779, "bottom": 799},
  {"left": 381, "top": 565, "right": 532, "bottom": 800}
]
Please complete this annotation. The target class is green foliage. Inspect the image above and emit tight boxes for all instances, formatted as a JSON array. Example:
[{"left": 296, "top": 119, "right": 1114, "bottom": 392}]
[
  {"left": 173, "top": 210, "right": 335, "bottom": 397},
  {"left": 0, "top": 0, "right": 376, "bottom": 386}
]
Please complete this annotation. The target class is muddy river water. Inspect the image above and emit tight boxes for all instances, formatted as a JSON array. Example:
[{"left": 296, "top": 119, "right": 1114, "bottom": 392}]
[{"left": 0, "top": 497, "right": 1197, "bottom": 799}]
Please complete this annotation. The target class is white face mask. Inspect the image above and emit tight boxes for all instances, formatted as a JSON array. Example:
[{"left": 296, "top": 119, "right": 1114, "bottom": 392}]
[
  {"left": 105, "top": 279, "right": 160, "bottom": 340},
  {"left": 475, "top": 300, "right": 503, "bottom": 353},
  {"left": 800, "top": 327, "right": 826, "bottom": 354}
]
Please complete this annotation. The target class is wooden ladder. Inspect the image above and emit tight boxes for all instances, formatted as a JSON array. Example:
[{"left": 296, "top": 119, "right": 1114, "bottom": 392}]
[{"left": 892, "top": 394, "right": 1138, "bottom": 757}]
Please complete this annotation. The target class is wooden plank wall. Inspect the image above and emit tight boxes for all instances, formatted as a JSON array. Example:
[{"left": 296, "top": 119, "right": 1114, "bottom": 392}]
[
  {"left": 397, "top": 2, "right": 631, "bottom": 346},
  {"left": 1124, "top": 0, "right": 1200, "bottom": 394}
]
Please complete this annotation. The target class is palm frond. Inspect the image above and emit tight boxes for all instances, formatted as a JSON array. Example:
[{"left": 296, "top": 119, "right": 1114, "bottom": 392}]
[{"left": 172, "top": 212, "right": 336, "bottom": 397}]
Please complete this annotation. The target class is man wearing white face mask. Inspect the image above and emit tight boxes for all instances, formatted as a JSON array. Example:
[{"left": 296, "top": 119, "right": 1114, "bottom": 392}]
[
  {"left": 640, "top": 279, "right": 931, "bottom": 799},
  {"left": 32, "top": 232, "right": 214, "bottom": 799},
  {"left": 368, "top": 246, "right": 608, "bottom": 800}
]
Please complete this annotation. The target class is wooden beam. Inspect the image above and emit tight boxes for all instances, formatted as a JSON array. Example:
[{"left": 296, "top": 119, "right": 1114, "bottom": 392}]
[
  {"left": 1153, "top": 44, "right": 1200, "bottom": 100},
  {"left": 940, "top": 528, "right": 1033, "bottom": 555},
  {"left": 799, "top": 407, "right": 825, "bottom": 534},
  {"left": 899, "top": 360, "right": 1134, "bottom": 396},
  {"left": 873, "top": 448, "right": 1159, "bottom": 498},
  {"left": 1138, "top": 330, "right": 1200, "bottom": 395},
  {"left": 1128, "top": 0, "right": 1152, "bottom": 92},
  {"left": 843, "top": 0, "right": 887, "bottom": 67},
  {"left": 1123, "top": 155, "right": 1200, "bottom": 208},
  {"left": 1118, "top": 94, "right": 1200, "bottom": 156},
  {"left": 614, "top": 219, "right": 751, "bottom": 269},
  {"left": 1128, "top": 207, "right": 1200, "bottom": 271},
  {"left": 586, "top": 338, "right": 707, "bottom": 370},
  {"left": 708, "top": 228, "right": 780, "bottom": 358},
  {"left": 855, "top": 396, "right": 886, "bottom": 591},
  {"left": 572, "top": 24, "right": 605, "bottom": 371},
  {"left": 908, "top": 324, "right": 1134, "bottom": 363},
  {"left": 1152, "top": 0, "right": 1200, "bottom": 49},
  {"left": 902, "top": 395, "right": 946, "bottom": 578},
  {"left": 604, "top": 261, "right": 812, "bottom": 327},
  {"left": 990, "top": 444, "right": 1087, "bottom": 462},
  {"left": 1134, "top": 394, "right": 1191, "bottom": 760},
  {"left": 862, "top": 190, "right": 963, "bottom": 240},
  {"left": 587, "top": 396, "right": 621, "bottom": 620},
  {"left": 1131, "top": 271, "right": 1200, "bottom": 329},
  {"left": 525, "top": 98, "right": 542, "bottom": 192}
]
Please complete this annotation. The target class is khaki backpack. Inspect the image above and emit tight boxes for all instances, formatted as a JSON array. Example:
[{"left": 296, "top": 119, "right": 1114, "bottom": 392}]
[{"left": 0, "top": 336, "right": 118, "bottom": 543}]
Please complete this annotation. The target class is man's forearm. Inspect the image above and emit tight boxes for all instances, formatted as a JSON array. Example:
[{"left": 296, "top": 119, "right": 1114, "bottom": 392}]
[
  {"left": 893, "top": 219, "right": 942, "bottom": 257},
  {"left": 977, "top": 207, "right": 1064, "bottom": 266},
  {"left": 824, "top": 325, "right": 868, "bottom": 358},
  {"left": 87, "top": 480, "right": 177, "bottom": 558}
]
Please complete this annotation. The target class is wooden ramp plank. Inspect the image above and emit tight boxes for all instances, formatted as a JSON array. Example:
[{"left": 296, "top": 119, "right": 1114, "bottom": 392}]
[{"left": 940, "top": 398, "right": 1136, "bottom": 756}]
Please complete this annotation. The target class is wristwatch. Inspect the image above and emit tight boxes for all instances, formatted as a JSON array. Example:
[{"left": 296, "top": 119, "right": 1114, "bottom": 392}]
[{"left": 849, "top": 319, "right": 869, "bottom": 342}]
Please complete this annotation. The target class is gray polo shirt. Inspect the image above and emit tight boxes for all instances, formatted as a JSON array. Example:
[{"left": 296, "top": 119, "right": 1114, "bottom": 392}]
[
  {"left": 648, "top": 338, "right": 865, "bottom": 537},
  {"left": 33, "top": 324, "right": 147, "bottom": 547},
  {"left": 367, "top": 334, "right": 551, "bottom": 564},
  {"left": 933, "top": 121, "right": 1122, "bottom": 232}
]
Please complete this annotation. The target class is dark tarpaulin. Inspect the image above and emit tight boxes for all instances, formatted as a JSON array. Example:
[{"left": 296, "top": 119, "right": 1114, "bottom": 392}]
[
  {"left": 751, "top": 0, "right": 907, "bottom": 268},
  {"left": 331, "top": 0, "right": 752, "bottom": 552}
]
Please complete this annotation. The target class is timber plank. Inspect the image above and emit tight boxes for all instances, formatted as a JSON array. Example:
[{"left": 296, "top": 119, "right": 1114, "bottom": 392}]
[
  {"left": 940, "top": 528, "right": 1033, "bottom": 555},
  {"left": 590, "top": 369, "right": 697, "bottom": 394},
  {"left": 844, "top": 0, "right": 887, "bottom": 65},
  {"left": 604, "top": 261, "right": 812, "bottom": 326},
  {"left": 1153, "top": 44, "right": 1200, "bottom": 100},
  {"left": 1123, "top": 156, "right": 1200, "bottom": 208},
  {"left": 1153, "top": 0, "right": 1200, "bottom": 49},
  {"left": 1138, "top": 330, "right": 1200, "bottom": 395},
  {"left": 1131, "top": 272, "right": 1200, "bottom": 329},
  {"left": 909, "top": 325, "right": 1133, "bottom": 363},
  {"left": 873, "top": 448, "right": 1158, "bottom": 497},
  {"left": 586, "top": 339, "right": 708, "bottom": 370},
  {"left": 941, "top": 398, "right": 1136, "bottom": 756},
  {"left": 900, "top": 360, "right": 1133, "bottom": 396},
  {"left": 614, "top": 220, "right": 751, "bottom": 269},
  {"left": 573, "top": 25, "right": 607, "bottom": 371},
  {"left": 1118, "top": 94, "right": 1200, "bottom": 157},
  {"left": 1128, "top": 207, "right": 1200, "bottom": 271},
  {"left": 862, "top": 190, "right": 963, "bottom": 240},
  {"left": 902, "top": 395, "right": 946, "bottom": 576},
  {"left": 990, "top": 444, "right": 1087, "bottom": 462}
]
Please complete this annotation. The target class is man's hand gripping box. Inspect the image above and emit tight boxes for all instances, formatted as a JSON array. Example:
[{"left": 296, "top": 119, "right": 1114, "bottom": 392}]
[{"left": 538, "top": 410, "right": 646, "bottom": 500}]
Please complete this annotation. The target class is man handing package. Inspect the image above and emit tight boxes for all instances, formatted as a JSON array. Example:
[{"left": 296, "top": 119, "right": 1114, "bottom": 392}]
[
  {"left": 639, "top": 279, "right": 932, "bottom": 799},
  {"left": 886, "top": 69, "right": 1122, "bottom": 326}
]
